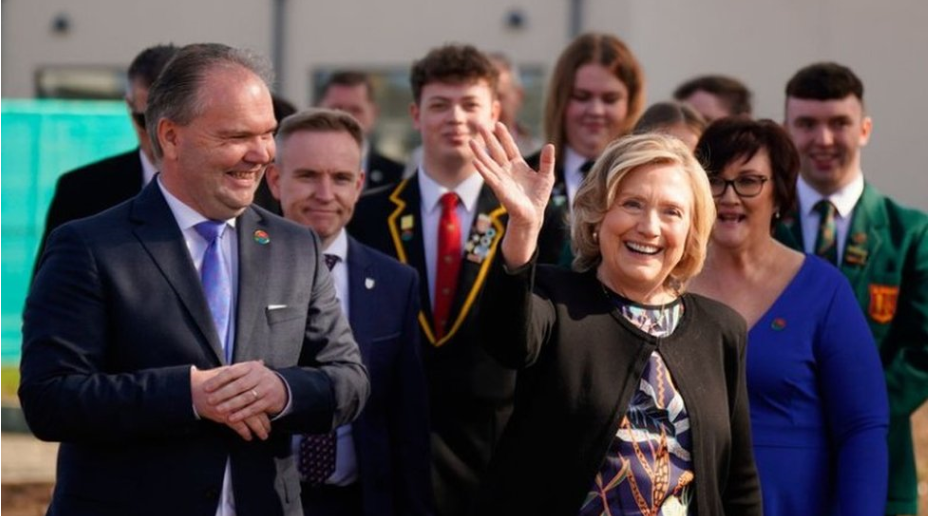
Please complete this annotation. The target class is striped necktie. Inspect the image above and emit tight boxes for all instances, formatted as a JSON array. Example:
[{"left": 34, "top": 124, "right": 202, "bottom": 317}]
[{"left": 813, "top": 200, "right": 839, "bottom": 265}]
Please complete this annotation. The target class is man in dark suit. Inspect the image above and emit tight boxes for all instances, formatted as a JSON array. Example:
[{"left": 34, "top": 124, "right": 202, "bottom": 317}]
[
  {"left": 35, "top": 44, "right": 179, "bottom": 273},
  {"left": 775, "top": 62, "right": 928, "bottom": 516},
  {"left": 317, "top": 71, "right": 405, "bottom": 190},
  {"left": 19, "top": 43, "right": 369, "bottom": 516},
  {"left": 266, "top": 107, "right": 431, "bottom": 516},
  {"left": 348, "top": 44, "right": 562, "bottom": 516}
]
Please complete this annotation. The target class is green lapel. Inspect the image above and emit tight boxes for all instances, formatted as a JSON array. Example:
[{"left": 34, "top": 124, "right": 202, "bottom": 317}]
[
  {"left": 774, "top": 207, "right": 803, "bottom": 252},
  {"left": 840, "top": 183, "right": 885, "bottom": 291}
]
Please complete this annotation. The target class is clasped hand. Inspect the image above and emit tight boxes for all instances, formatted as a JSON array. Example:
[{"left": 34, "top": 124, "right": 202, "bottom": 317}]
[{"left": 191, "top": 360, "right": 287, "bottom": 441}]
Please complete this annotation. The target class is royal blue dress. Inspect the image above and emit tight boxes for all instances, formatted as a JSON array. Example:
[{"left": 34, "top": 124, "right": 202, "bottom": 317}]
[{"left": 747, "top": 255, "right": 889, "bottom": 516}]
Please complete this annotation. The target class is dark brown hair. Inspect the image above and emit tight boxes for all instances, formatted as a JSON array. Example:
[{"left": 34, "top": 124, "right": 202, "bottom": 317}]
[
  {"left": 410, "top": 44, "right": 498, "bottom": 104},
  {"left": 673, "top": 74, "right": 753, "bottom": 117},
  {"left": 694, "top": 118, "right": 799, "bottom": 226}
]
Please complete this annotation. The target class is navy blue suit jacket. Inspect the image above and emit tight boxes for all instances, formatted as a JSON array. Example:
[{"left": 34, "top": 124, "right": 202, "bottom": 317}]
[
  {"left": 339, "top": 237, "right": 432, "bottom": 516},
  {"left": 20, "top": 182, "right": 370, "bottom": 516}
]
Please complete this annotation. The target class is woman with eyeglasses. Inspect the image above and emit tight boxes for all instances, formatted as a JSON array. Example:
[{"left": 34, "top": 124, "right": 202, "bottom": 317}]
[{"left": 690, "top": 118, "right": 889, "bottom": 516}]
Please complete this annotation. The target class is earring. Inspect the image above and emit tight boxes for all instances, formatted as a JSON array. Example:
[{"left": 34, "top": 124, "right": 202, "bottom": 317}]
[{"left": 592, "top": 231, "right": 599, "bottom": 243}]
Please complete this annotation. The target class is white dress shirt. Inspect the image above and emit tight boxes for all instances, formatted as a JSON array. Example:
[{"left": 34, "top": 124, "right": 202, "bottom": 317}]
[
  {"left": 796, "top": 173, "right": 865, "bottom": 260},
  {"left": 312, "top": 229, "right": 360, "bottom": 486},
  {"left": 563, "top": 146, "right": 590, "bottom": 209},
  {"left": 158, "top": 178, "right": 241, "bottom": 516},
  {"left": 417, "top": 167, "right": 484, "bottom": 309},
  {"left": 140, "top": 149, "right": 158, "bottom": 187}
]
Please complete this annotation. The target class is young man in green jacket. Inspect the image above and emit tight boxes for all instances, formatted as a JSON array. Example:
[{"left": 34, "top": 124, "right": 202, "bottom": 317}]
[{"left": 776, "top": 61, "right": 928, "bottom": 516}]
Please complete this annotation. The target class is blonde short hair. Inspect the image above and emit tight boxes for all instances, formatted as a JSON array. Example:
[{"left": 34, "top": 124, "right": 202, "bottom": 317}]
[{"left": 571, "top": 133, "right": 715, "bottom": 291}]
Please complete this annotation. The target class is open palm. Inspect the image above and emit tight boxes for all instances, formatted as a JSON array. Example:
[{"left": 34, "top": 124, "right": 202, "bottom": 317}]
[
  {"left": 470, "top": 122, "right": 555, "bottom": 229},
  {"left": 470, "top": 122, "right": 556, "bottom": 267}
]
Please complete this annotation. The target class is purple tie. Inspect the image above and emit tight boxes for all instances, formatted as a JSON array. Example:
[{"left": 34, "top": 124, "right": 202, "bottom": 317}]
[
  {"left": 194, "top": 221, "right": 232, "bottom": 362},
  {"left": 299, "top": 252, "right": 340, "bottom": 484}
]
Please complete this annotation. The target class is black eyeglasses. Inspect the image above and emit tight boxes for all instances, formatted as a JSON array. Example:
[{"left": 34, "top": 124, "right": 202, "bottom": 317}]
[
  {"left": 130, "top": 111, "right": 146, "bottom": 128},
  {"left": 708, "top": 175, "right": 769, "bottom": 198}
]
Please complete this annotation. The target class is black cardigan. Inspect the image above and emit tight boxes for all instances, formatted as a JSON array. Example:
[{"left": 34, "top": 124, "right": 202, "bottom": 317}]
[{"left": 474, "top": 259, "right": 762, "bottom": 516}]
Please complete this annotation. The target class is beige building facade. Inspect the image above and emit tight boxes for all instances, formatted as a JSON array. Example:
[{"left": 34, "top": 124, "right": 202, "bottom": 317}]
[{"left": 3, "top": 0, "right": 926, "bottom": 210}]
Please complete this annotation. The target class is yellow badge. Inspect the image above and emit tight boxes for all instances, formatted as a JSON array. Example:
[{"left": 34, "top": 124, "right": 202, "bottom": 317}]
[
  {"left": 868, "top": 284, "right": 899, "bottom": 324},
  {"left": 400, "top": 215, "right": 415, "bottom": 241}
]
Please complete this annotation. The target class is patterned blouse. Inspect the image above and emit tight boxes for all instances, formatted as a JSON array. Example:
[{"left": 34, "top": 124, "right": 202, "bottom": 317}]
[{"left": 579, "top": 291, "right": 692, "bottom": 516}]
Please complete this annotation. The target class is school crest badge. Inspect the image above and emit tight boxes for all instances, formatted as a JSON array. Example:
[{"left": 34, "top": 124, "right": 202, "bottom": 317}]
[{"left": 868, "top": 284, "right": 899, "bottom": 324}]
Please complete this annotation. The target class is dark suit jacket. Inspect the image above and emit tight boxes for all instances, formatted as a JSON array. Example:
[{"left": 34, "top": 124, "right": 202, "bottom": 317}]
[
  {"left": 775, "top": 182, "right": 928, "bottom": 514},
  {"left": 19, "top": 181, "right": 370, "bottom": 516},
  {"left": 35, "top": 149, "right": 144, "bottom": 276},
  {"left": 304, "top": 238, "right": 431, "bottom": 516},
  {"left": 365, "top": 149, "right": 405, "bottom": 191},
  {"left": 475, "top": 258, "right": 762, "bottom": 516},
  {"left": 347, "top": 173, "right": 563, "bottom": 516}
]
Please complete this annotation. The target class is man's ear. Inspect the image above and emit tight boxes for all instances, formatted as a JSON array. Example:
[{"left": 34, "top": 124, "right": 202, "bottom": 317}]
[
  {"left": 410, "top": 102, "right": 421, "bottom": 131},
  {"left": 490, "top": 99, "right": 501, "bottom": 123},
  {"left": 859, "top": 116, "right": 873, "bottom": 148},
  {"left": 158, "top": 118, "right": 180, "bottom": 162},
  {"left": 355, "top": 170, "right": 366, "bottom": 194},
  {"left": 266, "top": 163, "right": 282, "bottom": 201}
]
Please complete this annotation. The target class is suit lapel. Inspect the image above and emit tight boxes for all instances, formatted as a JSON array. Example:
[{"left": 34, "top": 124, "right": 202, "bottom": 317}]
[
  {"left": 840, "top": 184, "right": 884, "bottom": 290},
  {"left": 130, "top": 182, "right": 225, "bottom": 364},
  {"left": 233, "top": 207, "right": 271, "bottom": 364},
  {"left": 384, "top": 176, "right": 434, "bottom": 336},
  {"left": 346, "top": 238, "right": 374, "bottom": 353}
]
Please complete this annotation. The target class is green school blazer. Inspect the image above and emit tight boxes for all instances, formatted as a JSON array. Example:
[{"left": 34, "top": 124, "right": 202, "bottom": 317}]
[{"left": 775, "top": 182, "right": 928, "bottom": 515}]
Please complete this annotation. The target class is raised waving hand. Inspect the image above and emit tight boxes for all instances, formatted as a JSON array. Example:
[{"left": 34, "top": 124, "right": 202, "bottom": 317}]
[{"left": 470, "top": 122, "right": 556, "bottom": 267}]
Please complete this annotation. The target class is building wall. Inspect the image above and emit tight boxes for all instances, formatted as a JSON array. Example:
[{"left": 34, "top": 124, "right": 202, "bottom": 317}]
[{"left": 3, "top": 0, "right": 926, "bottom": 210}]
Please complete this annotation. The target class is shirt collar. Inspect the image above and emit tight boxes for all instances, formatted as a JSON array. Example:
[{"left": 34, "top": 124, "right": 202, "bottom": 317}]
[
  {"left": 417, "top": 166, "right": 484, "bottom": 214},
  {"left": 324, "top": 228, "right": 349, "bottom": 262},
  {"left": 139, "top": 149, "right": 158, "bottom": 186},
  {"left": 564, "top": 146, "right": 587, "bottom": 177},
  {"left": 796, "top": 172, "right": 864, "bottom": 219},
  {"left": 157, "top": 176, "right": 237, "bottom": 231}
]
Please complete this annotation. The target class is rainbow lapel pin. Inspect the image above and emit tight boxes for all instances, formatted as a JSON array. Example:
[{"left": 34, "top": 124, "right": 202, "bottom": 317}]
[{"left": 253, "top": 230, "right": 270, "bottom": 245}]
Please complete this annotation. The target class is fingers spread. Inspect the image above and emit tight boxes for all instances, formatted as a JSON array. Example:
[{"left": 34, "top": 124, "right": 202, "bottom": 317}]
[
  {"left": 495, "top": 122, "right": 522, "bottom": 162},
  {"left": 482, "top": 122, "right": 508, "bottom": 165}
]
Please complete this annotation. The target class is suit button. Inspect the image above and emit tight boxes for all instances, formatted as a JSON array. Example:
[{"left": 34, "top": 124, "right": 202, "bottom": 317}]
[{"left": 205, "top": 488, "right": 220, "bottom": 500}]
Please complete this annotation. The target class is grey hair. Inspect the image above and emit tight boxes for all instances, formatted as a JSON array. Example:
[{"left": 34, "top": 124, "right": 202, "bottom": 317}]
[{"left": 145, "top": 43, "right": 274, "bottom": 160}]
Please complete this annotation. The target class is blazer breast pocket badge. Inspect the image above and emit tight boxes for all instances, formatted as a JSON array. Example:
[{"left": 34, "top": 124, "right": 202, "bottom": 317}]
[
  {"left": 868, "top": 284, "right": 899, "bottom": 324},
  {"left": 465, "top": 213, "right": 497, "bottom": 264}
]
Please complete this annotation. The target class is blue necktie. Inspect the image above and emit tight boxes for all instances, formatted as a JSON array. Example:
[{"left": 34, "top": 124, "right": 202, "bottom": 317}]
[{"left": 194, "top": 220, "right": 232, "bottom": 362}]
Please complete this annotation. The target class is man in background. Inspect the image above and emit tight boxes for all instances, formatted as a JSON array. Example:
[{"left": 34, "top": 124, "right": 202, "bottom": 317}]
[
  {"left": 267, "top": 107, "right": 431, "bottom": 516},
  {"left": 776, "top": 61, "right": 928, "bottom": 516},
  {"left": 673, "top": 74, "right": 752, "bottom": 122},
  {"left": 487, "top": 52, "right": 540, "bottom": 155},
  {"left": 317, "top": 71, "right": 405, "bottom": 190},
  {"left": 34, "top": 44, "right": 178, "bottom": 273}
]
